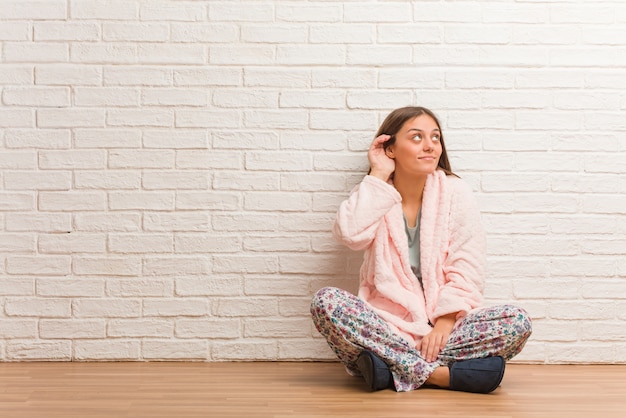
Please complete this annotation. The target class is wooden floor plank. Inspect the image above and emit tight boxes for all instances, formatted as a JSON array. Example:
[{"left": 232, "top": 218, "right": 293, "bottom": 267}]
[{"left": 0, "top": 362, "right": 624, "bottom": 417}]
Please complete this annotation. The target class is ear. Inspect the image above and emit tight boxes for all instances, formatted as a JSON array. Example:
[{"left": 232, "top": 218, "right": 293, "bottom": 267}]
[{"left": 385, "top": 146, "right": 395, "bottom": 159}]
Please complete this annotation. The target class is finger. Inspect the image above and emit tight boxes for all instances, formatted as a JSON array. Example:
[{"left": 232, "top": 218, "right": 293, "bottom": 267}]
[{"left": 370, "top": 134, "right": 391, "bottom": 148}]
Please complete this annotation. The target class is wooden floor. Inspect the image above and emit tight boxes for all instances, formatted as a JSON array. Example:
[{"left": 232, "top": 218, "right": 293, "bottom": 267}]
[{"left": 0, "top": 362, "right": 624, "bottom": 418}]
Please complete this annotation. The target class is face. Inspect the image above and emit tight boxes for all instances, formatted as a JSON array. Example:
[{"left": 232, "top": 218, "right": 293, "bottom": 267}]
[{"left": 385, "top": 115, "right": 442, "bottom": 177}]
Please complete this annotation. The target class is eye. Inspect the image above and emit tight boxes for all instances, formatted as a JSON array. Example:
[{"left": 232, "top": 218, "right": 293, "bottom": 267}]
[
  {"left": 411, "top": 134, "right": 422, "bottom": 141},
  {"left": 432, "top": 134, "right": 441, "bottom": 142}
]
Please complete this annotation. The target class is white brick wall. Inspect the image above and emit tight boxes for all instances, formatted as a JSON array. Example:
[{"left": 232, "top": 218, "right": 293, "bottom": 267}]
[{"left": 1, "top": 0, "right": 625, "bottom": 363}]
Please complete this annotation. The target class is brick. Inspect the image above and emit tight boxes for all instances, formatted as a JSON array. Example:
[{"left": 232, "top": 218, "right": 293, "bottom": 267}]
[
  {"left": 6, "top": 256, "right": 71, "bottom": 276},
  {"left": 174, "top": 234, "right": 241, "bottom": 254},
  {"left": 39, "top": 150, "right": 106, "bottom": 169},
  {"left": 70, "top": 0, "right": 138, "bottom": 20},
  {"left": 176, "top": 277, "right": 242, "bottom": 297},
  {"left": 211, "top": 341, "right": 277, "bottom": 360},
  {"left": 244, "top": 68, "right": 310, "bottom": 88},
  {"left": 143, "top": 171, "right": 209, "bottom": 190},
  {"left": 36, "top": 65, "right": 102, "bottom": 86},
  {"left": 176, "top": 192, "right": 239, "bottom": 210},
  {"left": 244, "top": 277, "right": 309, "bottom": 296},
  {"left": 143, "top": 257, "right": 211, "bottom": 276},
  {"left": 214, "top": 89, "right": 278, "bottom": 108},
  {"left": 310, "top": 111, "right": 376, "bottom": 131},
  {"left": 5, "top": 213, "right": 70, "bottom": 233},
  {"left": 40, "top": 319, "right": 106, "bottom": 339},
  {"left": 347, "top": 45, "right": 410, "bottom": 65},
  {"left": 312, "top": 68, "right": 376, "bottom": 88},
  {"left": 37, "top": 279, "right": 105, "bottom": 297},
  {"left": 378, "top": 24, "right": 442, "bottom": 44},
  {"left": 108, "top": 234, "right": 173, "bottom": 253},
  {"left": 5, "top": 298, "right": 71, "bottom": 317},
  {"left": 107, "top": 319, "right": 173, "bottom": 338},
  {"left": 0, "top": 65, "right": 33, "bottom": 84},
  {"left": 280, "top": 173, "right": 346, "bottom": 192},
  {"left": 280, "top": 132, "right": 345, "bottom": 151},
  {"left": 38, "top": 234, "right": 105, "bottom": 254},
  {"left": 143, "top": 213, "right": 210, "bottom": 232},
  {"left": 74, "top": 87, "right": 140, "bottom": 107},
  {"left": 73, "top": 299, "right": 142, "bottom": 318},
  {"left": 347, "top": 91, "right": 413, "bottom": 110},
  {"left": 242, "top": 24, "right": 307, "bottom": 43},
  {"left": 0, "top": 233, "right": 35, "bottom": 253},
  {"left": 75, "top": 340, "right": 140, "bottom": 360},
  {"left": 103, "top": 23, "right": 168, "bottom": 41},
  {"left": 0, "top": 1, "right": 66, "bottom": 19},
  {"left": 279, "top": 90, "right": 343, "bottom": 109},
  {"left": 175, "top": 110, "right": 240, "bottom": 128},
  {"left": 244, "top": 192, "right": 310, "bottom": 212},
  {"left": 108, "top": 150, "right": 174, "bottom": 169},
  {"left": 6, "top": 341, "right": 71, "bottom": 361},
  {"left": 212, "top": 255, "right": 279, "bottom": 274},
  {"left": 482, "top": 4, "right": 547, "bottom": 23},
  {"left": 212, "top": 214, "right": 279, "bottom": 232},
  {"left": 213, "top": 171, "right": 279, "bottom": 191},
  {"left": 0, "top": 320, "right": 38, "bottom": 338},
  {"left": 211, "top": 45, "right": 274, "bottom": 65},
  {"left": 104, "top": 66, "right": 172, "bottom": 86},
  {"left": 73, "top": 257, "right": 142, "bottom": 277},
  {"left": 37, "top": 109, "right": 105, "bottom": 128},
  {"left": 446, "top": 71, "right": 514, "bottom": 89},
  {"left": 445, "top": 25, "right": 510, "bottom": 44},
  {"left": 276, "top": 4, "right": 341, "bottom": 23},
  {"left": 244, "top": 318, "right": 310, "bottom": 338},
  {"left": 5, "top": 129, "right": 70, "bottom": 149},
  {"left": 0, "top": 152, "right": 36, "bottom": 169},
  {"left": 212, "top": 131, "right": 279, "bottom": 151},
  {"left": 0, "top": 22, "right": 30, "bottom": 41},
  {"left": 3, "top": 86, "right": 70, "bottom": 107},
  {"left": 75, "top": 171, "right": 141, "bottom": 190},
  {"left": 143, "top": 299, "right": 209, "bottom": 317},
  {"left": 142, "top": 340, "right": 208, "bottom": 360},
  {"left": 0, "top": 109, "right": 34, "bottom": 128},
  {"left": 39, "top": 191, "right": 106, "bottom": 211},
  {"left": 107, "top": 279, "right": 173, "bottom": 297},
  {"left": 138, "top": 44, "right": 206, "bottom": 65},
  {"left": 243, "top": 236, "right": 309, "bottom": 253},
  {"left": 143, "top": 129, "right": 208, "bottom": 149},
  {"left": 74, "top": 213, "right": 141, "bottom": 232},
  {"left": 109, "top": 191, "right": 174, "bottom": 210},
  {"left": 176, "top": 319, "right": 240, "bottom": 339},
  {"left": 176, "top": 150, "right": 241, "bottom": 169},
  {"left": 174, "top": 67, "right": 241, "bottom": 87},
  {"left": 172, "top": 23, "right": 238, "bottom": 42},
  {"left": 245, "top": 151, "right": 311, "bottom": 171},
  {"left": 71, "top": 44, "right": 137, "bottom": 64},
  {"left": 216, "top": 298, "right": 278, "bottom": 317},
  {"left": 34, "top": 22, "right": 100, "bottom": 41},
  {"left": 344, "top": 3, "right": 411, "bottom": 22},
  {"left": 310, "top": 24, "right": 373, "bottom": 44},
  {"left": 142, "top": 88, "right": 208, "bottom": 107},
  {"left": 0, "top": 278, "right": 34, "bottom": 296},
  {"left": 209, "top": 2, "right": 273, "bottom": 22},
  {"left": 244, "top": 110, "right": 307, "bottom": 129},
  {"left": 74, "top": 129, "right": 141, "bottom": 148}
]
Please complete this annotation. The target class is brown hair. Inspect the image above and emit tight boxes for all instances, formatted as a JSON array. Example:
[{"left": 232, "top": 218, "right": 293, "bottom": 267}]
[{"left": 374, "top": 106, "right": 456, "bottom": 177}]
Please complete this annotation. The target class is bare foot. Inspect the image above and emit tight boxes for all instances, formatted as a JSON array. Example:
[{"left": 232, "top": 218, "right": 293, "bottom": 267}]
[{"left": 425, "top": 366, "right": 450, "bottom": 388}]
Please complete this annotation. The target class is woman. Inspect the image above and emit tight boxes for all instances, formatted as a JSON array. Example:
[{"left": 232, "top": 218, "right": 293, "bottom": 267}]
[{"left": 310, "top": 106, "right": 532, "bottom": 393}]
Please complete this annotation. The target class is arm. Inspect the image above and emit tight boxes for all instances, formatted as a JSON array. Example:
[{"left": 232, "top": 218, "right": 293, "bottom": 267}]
[
  {"left": 332, "top": 175, "right": 401, "bottom": 250},
  {"left": 332, "top": 135, "right": 400, "bottom": 250}
]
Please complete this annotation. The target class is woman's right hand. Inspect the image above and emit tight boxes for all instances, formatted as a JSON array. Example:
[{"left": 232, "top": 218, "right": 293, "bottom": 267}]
[{"left": 368, "top": 134, "right": 395, "bottom": 181}]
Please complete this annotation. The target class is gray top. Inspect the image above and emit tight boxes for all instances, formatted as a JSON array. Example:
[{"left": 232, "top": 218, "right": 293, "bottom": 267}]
[{"left": 403, "top": 209, "right": 423, "bottom": 289}]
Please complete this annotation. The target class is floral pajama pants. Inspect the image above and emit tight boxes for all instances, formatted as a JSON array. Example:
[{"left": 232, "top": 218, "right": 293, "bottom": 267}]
[{"left": 310, "top": 286, "right": 532, "bottom": 392}]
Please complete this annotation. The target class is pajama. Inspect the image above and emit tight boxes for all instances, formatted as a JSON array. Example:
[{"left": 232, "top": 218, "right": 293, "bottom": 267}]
[{"left": 311, "top": 286, "right": 532, "bottom": 392}]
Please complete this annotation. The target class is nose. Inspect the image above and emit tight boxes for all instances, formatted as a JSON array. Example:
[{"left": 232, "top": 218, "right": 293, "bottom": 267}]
[{"left": 423, "top": 137, "right": 434, "bottom": 151}]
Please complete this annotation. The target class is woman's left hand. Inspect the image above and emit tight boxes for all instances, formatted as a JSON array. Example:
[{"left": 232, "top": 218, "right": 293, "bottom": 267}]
[{"left": 418, "top": 313, "right": 457, "bottom": 363}]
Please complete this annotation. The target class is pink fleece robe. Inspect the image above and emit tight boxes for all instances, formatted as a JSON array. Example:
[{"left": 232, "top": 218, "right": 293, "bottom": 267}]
[{"left": 333, "top": 170, "right": 486, "bottom": 347}]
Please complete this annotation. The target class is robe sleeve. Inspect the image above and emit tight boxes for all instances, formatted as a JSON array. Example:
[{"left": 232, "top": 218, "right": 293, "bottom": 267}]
[{"left": 332, "top": 175, "right": 402, "bottom": 251}]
